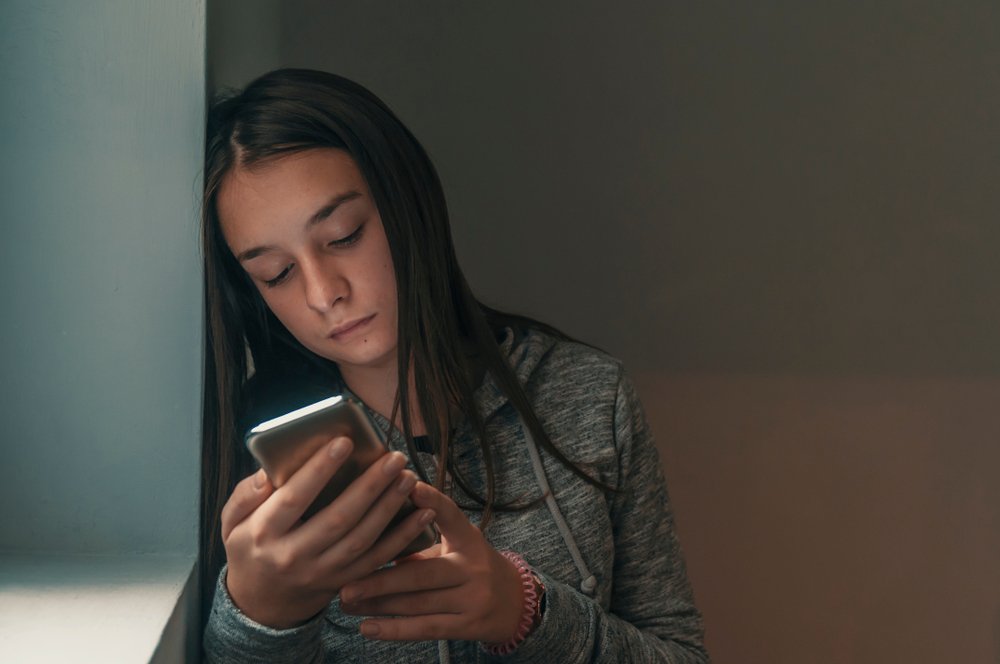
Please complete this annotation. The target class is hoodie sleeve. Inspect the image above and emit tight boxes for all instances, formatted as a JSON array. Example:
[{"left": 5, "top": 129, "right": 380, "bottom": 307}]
[
  {"left": 203, "top": 565, "right": 326, "bottom": 664},
  {"left": 493, "top": 369, "right": 709, "bottom": 663}
]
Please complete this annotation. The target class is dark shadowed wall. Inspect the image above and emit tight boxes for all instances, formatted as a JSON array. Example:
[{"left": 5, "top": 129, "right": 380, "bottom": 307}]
[{"left": 209, "top": 2, "right": 1000, "bottom": 661}]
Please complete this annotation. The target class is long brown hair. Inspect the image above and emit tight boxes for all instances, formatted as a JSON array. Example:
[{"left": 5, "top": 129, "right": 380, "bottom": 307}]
[{"left": 199, "top": 68, "right": 608, "bottom": 620}]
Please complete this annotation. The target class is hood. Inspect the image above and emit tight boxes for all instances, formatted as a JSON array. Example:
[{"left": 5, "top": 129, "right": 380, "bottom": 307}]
[{"left": 471, "top": 325, "right": 560, "bottom": 424}]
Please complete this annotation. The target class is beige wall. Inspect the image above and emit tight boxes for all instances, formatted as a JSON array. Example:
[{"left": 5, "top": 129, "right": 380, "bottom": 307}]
[
  {"left": 209, "top": 2, "right": 1000, "bottom": 661},
  {"left": 636, "top": 373, "right": 1000, "bottom": 662}
]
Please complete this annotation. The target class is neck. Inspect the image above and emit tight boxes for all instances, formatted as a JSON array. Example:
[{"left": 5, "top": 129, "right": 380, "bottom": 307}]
[{"left": 340, "top": 360, "right": 427, "bottom": 436}]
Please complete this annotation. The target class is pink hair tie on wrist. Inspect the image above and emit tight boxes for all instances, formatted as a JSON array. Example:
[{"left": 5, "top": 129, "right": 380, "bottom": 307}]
[{"left": 484, "top": 550, "right": 545, "bottom": 656}]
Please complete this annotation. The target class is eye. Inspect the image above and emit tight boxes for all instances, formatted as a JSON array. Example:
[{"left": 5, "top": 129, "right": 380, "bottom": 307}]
[
  {"left": 263, "top": 264, "right": 292, "bottom": 288},
  {"left": 328, "top": 223, "right": 365, "bottom": 248}
]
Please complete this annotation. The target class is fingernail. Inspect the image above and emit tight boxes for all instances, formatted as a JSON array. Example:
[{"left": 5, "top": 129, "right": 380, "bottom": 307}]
[
  {"left": 360, "top": 621, "right": 380, "bottom": 637},
  {"left": 252, "top": 468, "right": 267, "bottom": 490},
  {"left": 419, "top": 509, "right": 436, "bottom": 525},
  {"left": 396, "top": 472, "right": 417, "bottom": 494},
  {"left": 382, "top": 452, "right": 407, "bottom": 476},
  {"left": 329, "top": 437, "right": 351, "bottom": 459},
  {"left": 341, "top": 587, "right": 362, "bottom": 603}
]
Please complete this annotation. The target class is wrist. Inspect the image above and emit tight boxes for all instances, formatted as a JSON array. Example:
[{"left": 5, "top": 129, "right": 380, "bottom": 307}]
[
  {"left": 224, "top": 566, "right": 318, "bottom": 630},
  {"left": 482, "top": 551, "right": 546, "bottom": 656}
]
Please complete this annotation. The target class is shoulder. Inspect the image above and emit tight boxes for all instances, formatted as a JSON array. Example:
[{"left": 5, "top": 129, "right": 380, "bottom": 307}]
[
  {"left": 517, "top": 327, "right": 625, "bottom": 405},
  {"left": 509, "top": 328, "right": 633, "bottom": 466}
]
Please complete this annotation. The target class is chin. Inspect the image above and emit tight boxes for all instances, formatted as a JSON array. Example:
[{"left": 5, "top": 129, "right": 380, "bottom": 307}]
[{"left": 317, "top": 341, "right": 397, "bottom": 373}]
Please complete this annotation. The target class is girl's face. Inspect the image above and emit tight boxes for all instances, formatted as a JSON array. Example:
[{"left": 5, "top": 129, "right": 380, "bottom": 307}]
[{"left": 217, "top": 148, "right": 399, "bottom": 379}]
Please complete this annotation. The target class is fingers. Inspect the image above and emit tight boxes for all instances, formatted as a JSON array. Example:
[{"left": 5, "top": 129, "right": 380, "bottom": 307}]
[
  {"left": 340, "top": 556, "right": 460, "bottom": 604},
  {"left": 293, "top": 450, "right": 411, "bottom": 555},
  {"left": 296, "top": 464, "right": 413, "bottom": 559},
  {"left": 338, "top": 483, "right": 521, "bottom": 644},
  {"left": 253, "top": 436, "right": 354, "bottom": 536},
  {"left": 394, "top": 542, "right": 443, "bottom": 564},
  {"left": 359, "top": 614, "right": 457, "bottom": 642},
  {"left": 343, "top": 586, "right": 464, "bottom": 617},
  {"left": 221, "top": 469, "right": 273, "bottom": 541},
  {"left": 319, "top": 510, "right": 434, "bottom": 592},
  {"left": 362, "top": 507, "right": 438, "bottom": 568},
  {"left": 409, "top": 482, "right": 479, "bottom": 549}
]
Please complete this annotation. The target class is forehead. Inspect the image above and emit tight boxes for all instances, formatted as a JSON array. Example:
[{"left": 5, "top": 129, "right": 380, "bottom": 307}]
[{"left": 216, "top": 148, "right": 368, "bottom": 243}]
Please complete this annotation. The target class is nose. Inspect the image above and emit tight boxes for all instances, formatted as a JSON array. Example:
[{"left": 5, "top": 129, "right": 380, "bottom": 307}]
[{"left": 300, "top": 256, "right": 347, "bottom": 313}]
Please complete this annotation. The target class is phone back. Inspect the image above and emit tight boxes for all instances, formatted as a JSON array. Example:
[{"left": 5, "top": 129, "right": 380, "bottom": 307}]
[{"left": 245, "top": 395, "right": 387, "bottom": 519}]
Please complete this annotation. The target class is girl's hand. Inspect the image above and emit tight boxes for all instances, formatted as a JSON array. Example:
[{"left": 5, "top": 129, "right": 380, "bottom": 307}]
[
  {"left": 220, "top": 437, "right": 436, "bottom": 629},
  {"left": 338, "top": 481, "right": 526, "bottom": 644}
]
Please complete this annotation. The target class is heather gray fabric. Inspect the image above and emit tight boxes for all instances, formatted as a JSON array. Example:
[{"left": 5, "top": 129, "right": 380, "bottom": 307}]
[{"left": 204, "top": 328, "right": 708, "bottom": 663}]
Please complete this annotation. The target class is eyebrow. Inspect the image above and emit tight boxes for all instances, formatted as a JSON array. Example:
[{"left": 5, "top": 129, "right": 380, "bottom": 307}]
[{"left": 235, "top": 190, "right": 363, "bottom": 263}]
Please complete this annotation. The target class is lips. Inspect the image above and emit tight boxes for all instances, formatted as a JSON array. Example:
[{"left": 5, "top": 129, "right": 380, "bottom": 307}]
[{"left": 327, "top": 314, "right": 375, "bottom": 339}]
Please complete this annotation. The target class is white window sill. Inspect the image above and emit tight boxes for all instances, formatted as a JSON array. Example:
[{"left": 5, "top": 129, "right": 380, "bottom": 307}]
[{"left": 0, "top": 552, "right": 198, "bottom": 663}]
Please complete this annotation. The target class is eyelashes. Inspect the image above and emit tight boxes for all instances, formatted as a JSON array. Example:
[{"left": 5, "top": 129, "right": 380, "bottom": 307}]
[
  {"left": 260, "top": 222, "right": 366, "bottom": 289},
  {"left": 263, "top": 266, "right": 291, "bottom": 288},
  {"left": 328, "top": 222, "right": 365, "bottom": 248}
]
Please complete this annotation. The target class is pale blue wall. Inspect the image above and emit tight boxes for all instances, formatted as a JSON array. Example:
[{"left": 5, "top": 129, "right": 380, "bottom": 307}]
[{"left": 0, "top": 0, "right": 205, "bottom": 555}]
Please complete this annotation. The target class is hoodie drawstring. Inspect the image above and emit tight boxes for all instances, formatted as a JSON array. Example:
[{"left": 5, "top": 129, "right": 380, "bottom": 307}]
[
  {"left": 434, "top": 414, "right": 596, "bottom": 664},
  {"left": 519, "top": 415, "right": 598, "bottom": 596},
  {"left": 437, "top": 638, "right": 450, "bottom": 664}
]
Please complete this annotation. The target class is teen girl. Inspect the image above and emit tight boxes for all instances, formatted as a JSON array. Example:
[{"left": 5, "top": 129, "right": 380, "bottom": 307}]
[{"left": 200, "top": 68, "right": 707, "bottom": 663}]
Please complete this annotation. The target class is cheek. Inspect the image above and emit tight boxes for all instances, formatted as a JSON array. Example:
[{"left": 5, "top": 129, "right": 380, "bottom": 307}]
[
  {"left": 374, "top": 265, "right": 398, "bottom": 335},
  {"left": 362, "top": 251, "right": 397, "bottom": 305},
  {"left": 382, "top": 264, "right": 397, "bottom": 300},
  {"left": 258, "top": 292, "right": 302, "bottom": 329}
]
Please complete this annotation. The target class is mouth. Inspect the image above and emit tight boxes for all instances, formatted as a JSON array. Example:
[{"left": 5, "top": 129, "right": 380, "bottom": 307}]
[{"left": 327, "top": 314, "right": 376, "bottom": 339}]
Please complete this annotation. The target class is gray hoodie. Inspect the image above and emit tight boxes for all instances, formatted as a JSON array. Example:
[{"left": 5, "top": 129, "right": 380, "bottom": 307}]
[{"left": 204, "top": 328, "right": 708, "bottom": 663}]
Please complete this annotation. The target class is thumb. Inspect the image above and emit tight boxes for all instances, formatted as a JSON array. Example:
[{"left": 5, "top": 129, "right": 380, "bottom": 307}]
[
  {"left": 409, "top": 482, "right": 479, "bottom": 549},
  {"left": 221, "top": 468, "right": 273, "bottom": 541},
  {"left": 394, "top": 542, "right": 443, "bottom": 565}
]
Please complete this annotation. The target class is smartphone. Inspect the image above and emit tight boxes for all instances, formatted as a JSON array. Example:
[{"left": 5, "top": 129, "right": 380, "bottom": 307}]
[{"left": 245, "top": 394, "right": 436, "bottom": 557}]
